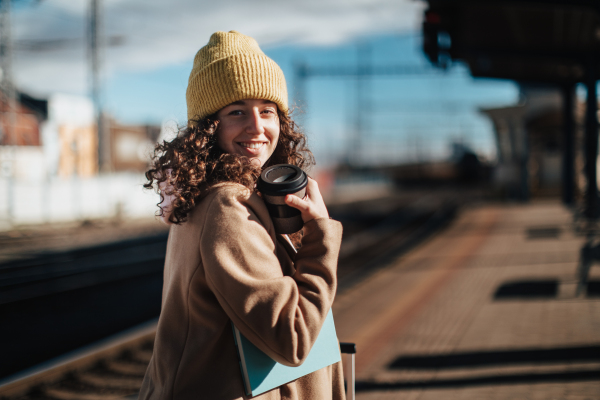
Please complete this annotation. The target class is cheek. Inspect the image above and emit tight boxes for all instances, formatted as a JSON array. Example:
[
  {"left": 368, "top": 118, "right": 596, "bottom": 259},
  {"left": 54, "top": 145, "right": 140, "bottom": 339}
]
[
  {"left": 216, "top": 133, "right": 226, "bottom": 150},
  {"left": 268, "top": 122, "right": 280, "bottom": 145},
  {"left": 268, "top": 133, "right": 280, "bottom": 156},
  {"left": 216, "top": 128, "right": 235, "bottom": 152}
]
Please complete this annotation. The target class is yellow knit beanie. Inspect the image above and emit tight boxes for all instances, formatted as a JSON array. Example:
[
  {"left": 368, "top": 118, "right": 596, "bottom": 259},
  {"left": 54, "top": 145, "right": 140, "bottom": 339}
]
[{"left": 186, "top": 31, "right": 288, "bottom": 121}]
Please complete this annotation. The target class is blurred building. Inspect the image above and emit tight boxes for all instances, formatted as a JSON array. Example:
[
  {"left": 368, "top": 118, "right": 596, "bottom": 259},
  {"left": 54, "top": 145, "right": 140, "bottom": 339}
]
[
  {"left": 0, "top": 91, "right": 160, "bottom": 180},
  {"left": 0, "top": 92, "right": 48, "bottom": 182},
  {"left": 44, "top": 93, "right": 97, "bottom": 179},
  {"left": 482, "top": 85, "right": 586, "bottom": 199},
  {"left": 0, "top": 92, "right": 47, "bottom": 146},
  {"left": 109, "top": 119, "right": 158, "bottom": 173},
  {"left": 422, "top": 0, "right": 600, "bottom": 208},
  {"left": 0, "top": 91, "right": 161, "bottom": 228}
]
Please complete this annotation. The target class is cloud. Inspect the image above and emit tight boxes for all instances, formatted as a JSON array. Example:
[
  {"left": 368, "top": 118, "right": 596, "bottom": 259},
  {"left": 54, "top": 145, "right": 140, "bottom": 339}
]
[{"left": 11, "top": 0, "right": 425, "bottom": 97}]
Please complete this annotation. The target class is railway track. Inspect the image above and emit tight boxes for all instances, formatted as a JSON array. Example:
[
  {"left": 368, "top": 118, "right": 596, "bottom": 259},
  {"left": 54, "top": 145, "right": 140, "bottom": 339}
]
[
  {"left": 0, "top": 321, "right": 156, "bottom": 400},
  {"left": 0, "top": 193, "right": 457, "bottom": 400},
  {"left": 0, "top": 233, "right": 169, "bottom": 379}
]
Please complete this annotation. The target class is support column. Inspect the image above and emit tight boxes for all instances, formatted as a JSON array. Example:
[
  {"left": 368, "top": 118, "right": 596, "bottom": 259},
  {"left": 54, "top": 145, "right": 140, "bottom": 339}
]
[
  {"left": 584, "top": 60, "right": 599, "bottom": 220},
  {"left": 562, "top": 84, "right": 576, "bottom": 206},
  {"left": 513, "top": 116, "right": 529, "bottom": 201}
]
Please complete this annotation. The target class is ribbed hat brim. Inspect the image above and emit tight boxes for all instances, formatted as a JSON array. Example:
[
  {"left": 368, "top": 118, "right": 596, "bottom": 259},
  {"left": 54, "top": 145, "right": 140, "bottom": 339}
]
[{"left": 186, "top": 53, "right": 288, "bottom": 121}]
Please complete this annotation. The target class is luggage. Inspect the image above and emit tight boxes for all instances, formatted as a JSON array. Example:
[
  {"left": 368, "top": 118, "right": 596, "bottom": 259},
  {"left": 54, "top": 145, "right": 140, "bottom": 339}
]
[{"left": 340, "top": 342, "right": 356, "bottom": 400}]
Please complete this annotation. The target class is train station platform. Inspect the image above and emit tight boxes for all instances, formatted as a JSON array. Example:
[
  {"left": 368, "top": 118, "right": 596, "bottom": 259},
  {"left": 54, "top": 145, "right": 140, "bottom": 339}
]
[{"left": 333, "top": 201, "right": 600, "bottom": 399}]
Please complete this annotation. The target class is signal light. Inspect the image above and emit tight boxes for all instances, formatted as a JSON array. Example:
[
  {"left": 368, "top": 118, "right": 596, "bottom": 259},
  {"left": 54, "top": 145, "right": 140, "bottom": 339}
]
[
  {"left": 423, "top": 9, "right": 451, "bottom": 68},
  {"left": 425, "top": 11, "right": 441, "bottom": 24}
]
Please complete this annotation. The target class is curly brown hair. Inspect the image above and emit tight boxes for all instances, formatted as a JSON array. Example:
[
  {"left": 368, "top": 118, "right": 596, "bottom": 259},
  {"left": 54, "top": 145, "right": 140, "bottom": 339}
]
[{"left": 144, "top": 109, "right": 314, "bottom": 225}]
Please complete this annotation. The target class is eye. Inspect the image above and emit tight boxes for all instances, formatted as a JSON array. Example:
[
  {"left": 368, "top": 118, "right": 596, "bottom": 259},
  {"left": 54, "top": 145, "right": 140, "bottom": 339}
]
[{"left": 227, "top": 109, "right": 243, "bottom": 116}]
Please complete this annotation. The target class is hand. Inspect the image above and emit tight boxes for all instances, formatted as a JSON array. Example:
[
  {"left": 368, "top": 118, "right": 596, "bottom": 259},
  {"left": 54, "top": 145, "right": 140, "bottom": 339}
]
[{"left": 284, "top": 177, "right": 329, "bottom": 223}]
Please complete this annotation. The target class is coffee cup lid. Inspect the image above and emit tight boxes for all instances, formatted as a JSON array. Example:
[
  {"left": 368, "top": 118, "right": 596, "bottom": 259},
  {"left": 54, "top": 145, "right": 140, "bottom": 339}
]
[{"left": 257, "top": 164, "right": 308, "bottom": 196}]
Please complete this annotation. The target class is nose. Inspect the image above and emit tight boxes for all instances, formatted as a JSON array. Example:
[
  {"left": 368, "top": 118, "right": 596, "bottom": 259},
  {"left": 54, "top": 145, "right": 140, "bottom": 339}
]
[{"left": 245, "top": 108, "right": 264, "bottom": 135}]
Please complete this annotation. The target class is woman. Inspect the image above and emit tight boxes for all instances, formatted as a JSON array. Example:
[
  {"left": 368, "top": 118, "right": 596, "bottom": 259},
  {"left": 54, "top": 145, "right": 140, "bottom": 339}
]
[{"left": 140, "top": 31, "right": 345, "bottom": 400}]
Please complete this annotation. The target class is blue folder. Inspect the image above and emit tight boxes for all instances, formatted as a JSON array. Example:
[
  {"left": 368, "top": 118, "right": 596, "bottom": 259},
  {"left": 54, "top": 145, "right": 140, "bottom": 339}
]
[{"left": 232, "top": 309, "right": 341, "bottom": 397}]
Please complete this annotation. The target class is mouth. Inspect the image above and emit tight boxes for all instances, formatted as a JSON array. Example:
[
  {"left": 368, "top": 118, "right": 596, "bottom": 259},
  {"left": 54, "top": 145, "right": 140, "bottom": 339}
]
[{"left": 237, "top": 141, "right": 267, "bottom": 155}]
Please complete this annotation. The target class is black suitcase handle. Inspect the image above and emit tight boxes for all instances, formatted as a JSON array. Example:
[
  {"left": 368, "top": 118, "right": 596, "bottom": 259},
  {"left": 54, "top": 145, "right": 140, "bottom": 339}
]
[
  {"left": 339, "top": 342, "right": 356, "bottom": 400},
  {"left": 340, "top": 342, "right": 356, "bottom": 354}
]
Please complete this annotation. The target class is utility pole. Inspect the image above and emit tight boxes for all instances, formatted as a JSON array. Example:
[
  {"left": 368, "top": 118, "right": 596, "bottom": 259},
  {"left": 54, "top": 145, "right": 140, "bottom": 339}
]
[
  {"left": 293, "top": 61, "right": 308, "bottom": 128},
  {"left": 0, "top": 0, "right": 16, "bottom": 145},
  {"left": 0, "top": 0, "right": 16, "bottom": 222},
  {"left": 351, "top": 43, "right": 371, "bottom": 165},
  {"left": 89, "top": 0, "right": 109, "bottom": 172}
]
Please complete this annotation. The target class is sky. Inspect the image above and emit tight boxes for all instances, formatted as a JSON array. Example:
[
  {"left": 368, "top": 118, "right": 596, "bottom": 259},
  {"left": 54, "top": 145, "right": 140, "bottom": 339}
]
[{"left": 10, "top": 0, "right": 519, "bottom": 166}]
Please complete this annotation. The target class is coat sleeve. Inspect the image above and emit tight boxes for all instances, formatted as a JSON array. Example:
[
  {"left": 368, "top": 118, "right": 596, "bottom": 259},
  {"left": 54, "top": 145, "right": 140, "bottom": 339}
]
[{"left": 200, "top": 186, "right": 342, "bottom": 367}]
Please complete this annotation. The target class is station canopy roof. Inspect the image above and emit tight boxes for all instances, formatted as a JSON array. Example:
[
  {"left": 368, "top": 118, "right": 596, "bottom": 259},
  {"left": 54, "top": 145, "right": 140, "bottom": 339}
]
[{"left": 424, "top": 0, "right": 600, "bottom": 84}]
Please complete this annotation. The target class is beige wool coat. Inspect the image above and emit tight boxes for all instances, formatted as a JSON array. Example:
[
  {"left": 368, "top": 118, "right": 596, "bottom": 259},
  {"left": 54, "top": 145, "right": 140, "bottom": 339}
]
[{"left": 139, "top": 183, "right": 346, "bottom": 400}]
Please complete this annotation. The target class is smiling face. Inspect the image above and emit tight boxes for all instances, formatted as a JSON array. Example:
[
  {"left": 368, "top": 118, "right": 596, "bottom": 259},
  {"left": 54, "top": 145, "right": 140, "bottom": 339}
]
[{"left": 216, "top": 99, "right": 280, "bottom": 167}]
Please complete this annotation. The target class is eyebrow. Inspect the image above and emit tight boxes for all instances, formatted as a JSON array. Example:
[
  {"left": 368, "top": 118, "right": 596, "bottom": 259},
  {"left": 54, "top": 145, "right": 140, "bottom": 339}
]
[{"left": 227, "top": 100, "right": 276, "bottom": 106}]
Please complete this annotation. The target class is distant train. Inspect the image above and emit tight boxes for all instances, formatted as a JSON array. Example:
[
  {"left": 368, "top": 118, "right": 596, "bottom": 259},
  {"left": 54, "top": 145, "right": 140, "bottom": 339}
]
[{"left": 337, "top": 150, "right": 492, "bottom": 187}]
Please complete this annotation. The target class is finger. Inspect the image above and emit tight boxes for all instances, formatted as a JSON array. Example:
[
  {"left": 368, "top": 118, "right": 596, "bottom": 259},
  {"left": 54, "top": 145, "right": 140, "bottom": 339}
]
[
  {"left": 285, "top": 194, "right": 309, "bottom": 211},
  {"left": 305, "top": 178, "right": 322, "bottom": 201}
]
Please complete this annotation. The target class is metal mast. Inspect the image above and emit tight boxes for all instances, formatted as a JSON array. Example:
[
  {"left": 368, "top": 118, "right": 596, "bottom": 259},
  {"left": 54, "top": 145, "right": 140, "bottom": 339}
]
[
  {"left": 0, "top": 0, "right": 16, "bottom": 145},
  {"left": 0, "top": 0, "right": 16, "bottom": 222},
  {"left": 89, "top": 0, "right": 109, "bottom": 172}
]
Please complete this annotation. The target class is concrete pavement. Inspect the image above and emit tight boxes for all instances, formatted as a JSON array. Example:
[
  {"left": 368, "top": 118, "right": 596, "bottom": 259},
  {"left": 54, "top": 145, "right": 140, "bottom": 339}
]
[{"left": 333, "top": 201, "right": 600, "bottom": 399}]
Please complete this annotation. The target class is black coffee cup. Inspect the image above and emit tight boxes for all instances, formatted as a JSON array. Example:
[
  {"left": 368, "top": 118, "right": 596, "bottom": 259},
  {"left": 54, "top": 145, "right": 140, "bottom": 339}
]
[{"left": 257, "top": 164, "right": 308, "bottom": 234}]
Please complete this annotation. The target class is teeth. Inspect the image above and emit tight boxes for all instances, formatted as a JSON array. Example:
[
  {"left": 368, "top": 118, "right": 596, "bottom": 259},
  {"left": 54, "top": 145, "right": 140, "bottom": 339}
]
[{"left": 239, "top": 142, "right": 264, "bottom": 149}]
